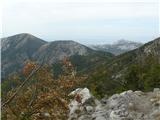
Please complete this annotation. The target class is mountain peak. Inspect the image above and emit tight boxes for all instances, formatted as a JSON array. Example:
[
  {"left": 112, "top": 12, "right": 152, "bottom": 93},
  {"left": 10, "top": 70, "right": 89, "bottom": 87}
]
[
  {"left": 2, "top": 33, "right": 47, "bottom": 49},
  {"left": 2, "top": 34, "right": 113, "bottom": 78},
  {"left": 89, "top": 39, "right": 143, "bottom": 55},
  {"left": 53, "top": 40, "right": 75, "bottom": 43},
  {"left": 15, "top": 33, "right": 32, "bottom": 36},
  {"left": 2, "top": 33, "right": 35, "bottom": 39}
]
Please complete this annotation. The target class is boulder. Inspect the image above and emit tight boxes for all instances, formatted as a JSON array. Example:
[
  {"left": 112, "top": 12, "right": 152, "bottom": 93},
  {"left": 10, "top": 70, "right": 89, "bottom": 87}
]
[{"left": 68, "top": 88, "right": 160, "bottom": 120}]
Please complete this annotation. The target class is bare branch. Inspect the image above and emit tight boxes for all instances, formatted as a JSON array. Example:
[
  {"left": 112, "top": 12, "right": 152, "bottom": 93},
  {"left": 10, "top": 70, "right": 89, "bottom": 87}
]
[{"left": 2, "top": 64, "right": 42, "bottom": 108}]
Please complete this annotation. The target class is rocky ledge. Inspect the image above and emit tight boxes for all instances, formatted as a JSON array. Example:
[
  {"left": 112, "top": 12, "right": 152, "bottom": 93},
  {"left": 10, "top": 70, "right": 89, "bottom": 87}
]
[{"left": 68, "top": 88, "right": 160, "bottom": 120}]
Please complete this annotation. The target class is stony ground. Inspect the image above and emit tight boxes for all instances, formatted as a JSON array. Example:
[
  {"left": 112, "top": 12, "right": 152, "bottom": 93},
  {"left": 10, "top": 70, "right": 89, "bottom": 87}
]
[{"left": 68, "top": 88, "right": 160, "bottom": 120}]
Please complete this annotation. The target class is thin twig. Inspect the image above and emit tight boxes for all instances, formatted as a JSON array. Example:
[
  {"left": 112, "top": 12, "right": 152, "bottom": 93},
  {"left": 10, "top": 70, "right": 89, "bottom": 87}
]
[
  {"left": 2, "top": 65, "right": 42, "bottom": 108},
  {"left": 29, "top": 86, "right": 37, "bottom": 107}
]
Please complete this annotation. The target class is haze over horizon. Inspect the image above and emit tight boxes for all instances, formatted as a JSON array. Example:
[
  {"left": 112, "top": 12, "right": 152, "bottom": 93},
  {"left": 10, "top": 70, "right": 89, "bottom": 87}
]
[{"left": 1, "top": 0, "right": 159, "bottom": 44}]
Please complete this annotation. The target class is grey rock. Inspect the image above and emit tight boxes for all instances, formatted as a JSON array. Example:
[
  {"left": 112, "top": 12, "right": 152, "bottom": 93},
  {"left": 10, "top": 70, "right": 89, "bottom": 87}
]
[
  {"left": 153, "top": 88, "right": 160, "bottom": 92},
  {"left": 85, "top": 106, "right": 93, "bottom": 113},
  {"left": 68, "top": 88, "right": 160, "bottom": 120},
  {"left": 95, "top": 116, "right": 106, "bottom": 120}
]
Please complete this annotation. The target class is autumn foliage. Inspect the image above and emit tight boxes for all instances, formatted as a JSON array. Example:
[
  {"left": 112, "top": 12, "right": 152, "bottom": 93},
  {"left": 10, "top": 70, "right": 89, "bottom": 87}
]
[
  {"left": 2, "top": 60, "right": 86, "bottom": 120},
  {"left": 22, "top": 61, "right": 37, "bottom": 77}
]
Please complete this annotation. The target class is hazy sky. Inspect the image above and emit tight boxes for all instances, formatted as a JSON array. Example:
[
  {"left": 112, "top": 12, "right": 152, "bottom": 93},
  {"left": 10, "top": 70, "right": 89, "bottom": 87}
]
[{"left": 1, "top": 0, "right": 160, "bottom": 44}]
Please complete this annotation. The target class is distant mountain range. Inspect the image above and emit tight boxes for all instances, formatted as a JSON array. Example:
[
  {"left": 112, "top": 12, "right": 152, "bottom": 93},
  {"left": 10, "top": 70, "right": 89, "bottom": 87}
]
[
  {"left": 1, "top": 33, "right": 113, "bottom": 79},
  {"left": 106, "top": 37, "right": 160, "bottom": 79},
  {"left": 1, "top": 33, "right": 160, "bottom": 119},
  {"left": 2, "top": 33, "right": 159, "bottom": 82},
  {"left": 89, "top": 39, "right": 143, "bottom": 55},
  {"left": 84, "top": 37, "right": 160, "bottom": 97}
]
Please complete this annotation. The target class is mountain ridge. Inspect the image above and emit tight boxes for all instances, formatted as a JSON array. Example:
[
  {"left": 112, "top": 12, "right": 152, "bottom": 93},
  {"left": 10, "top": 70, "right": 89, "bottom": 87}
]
[
  {"left": 1, "top": 33, "right": 113, "bottom": 79},
  {"left": 84, "top": 37, "right": 160, "bottom": 97},
  {"left": 89, "top": 39, "right": 143, "bottom": 55},
  {"left": 1, "top": 34, "right": 160, "bottom": 120}
]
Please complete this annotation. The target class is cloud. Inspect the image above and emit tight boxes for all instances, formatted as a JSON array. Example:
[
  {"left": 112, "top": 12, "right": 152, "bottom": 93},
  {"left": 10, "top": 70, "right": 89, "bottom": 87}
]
[
  {"left": 3, "top": 0, "right": 159, "bottom": 4},
  {"left": 3, "top": 1, "right": 158, "bottom": 19},
  {"left": 1, "top": 0, "right": 159, "bottom": 44}
]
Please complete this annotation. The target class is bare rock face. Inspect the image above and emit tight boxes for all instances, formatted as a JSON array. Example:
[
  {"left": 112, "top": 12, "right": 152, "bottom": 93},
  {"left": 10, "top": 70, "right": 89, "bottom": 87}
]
[
  {"left": 68, "top": 88, "right": 98, "bottom": 120},
  {"left": 68, "top": 88, "right": 160, "bottom": 120}
]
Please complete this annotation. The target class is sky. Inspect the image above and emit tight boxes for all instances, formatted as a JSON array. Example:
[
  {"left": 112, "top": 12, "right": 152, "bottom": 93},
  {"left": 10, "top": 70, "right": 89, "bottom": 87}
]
[{"left": 1, "top": 0, "right": 160, "bottom": 44}]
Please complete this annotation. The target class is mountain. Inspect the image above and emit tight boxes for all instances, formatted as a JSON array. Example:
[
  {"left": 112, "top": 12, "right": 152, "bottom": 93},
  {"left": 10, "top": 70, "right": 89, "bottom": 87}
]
[
  {"left": 89, "top": 39, "right": 143, "bottom": 55},
  {"left": 1, "top": 33, "right": 113, "bottom": 79},
  {"left": 2, "top": 36, "right": 159, "bottom": 120},
  {"left": 84, "top": 37, "right": 160, "bottom": 97},
  {"left": 33, "top": 40, "right": 93, "bottom": 64},
  {"left": 106, "top": 37, "right": 160, "bottom": 75},
  {"left": 1, "top": 33, "right": 47, "bottom": 79}
]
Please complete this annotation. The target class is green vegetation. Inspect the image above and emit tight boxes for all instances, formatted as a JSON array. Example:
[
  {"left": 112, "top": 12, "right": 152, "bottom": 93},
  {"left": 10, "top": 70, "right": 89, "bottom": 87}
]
[
  {"left": 1, "top": 74, "right": 23, "bottom": 99},
  {"left": 83, "top": 56, "right": 160, "bottom": 98},
  {"left": 52, "top": 52, "right": 113, "bottom": 78},
  {"left": 82, "top": 67, "right": 120, "bottom": 98},
  {"left": 123, "top": 56, "right": 160, "bottom": 91},
  {"left": 2, "top": 55, "right": 160, "bottom": 120}
]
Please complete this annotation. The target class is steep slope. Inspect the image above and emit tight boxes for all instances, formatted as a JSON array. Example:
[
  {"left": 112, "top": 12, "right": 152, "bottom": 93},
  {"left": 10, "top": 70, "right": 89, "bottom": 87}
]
[
  {"left": 1, "top": 34, "right": 114, "bottom": 79},
  {"left": 84, "top": 37, "right": 160, "bottom": 97},
  {"left": 107, "top": 37, "right": 160, "bottom": 75},
  {"left": 52, "top": 51, "right": 113, "bottom": 78},
  {"left": 33, "top": 40, "right": 113, "bottom": 78},
  {"left": 90, "top": 39, "right": 143, "bottom": 55},
  {"left": 1, "top": 33, "right": 47, "bottom": 79},
  {"left": 33, "top": 40, "right": 94, "bottom": 64}
]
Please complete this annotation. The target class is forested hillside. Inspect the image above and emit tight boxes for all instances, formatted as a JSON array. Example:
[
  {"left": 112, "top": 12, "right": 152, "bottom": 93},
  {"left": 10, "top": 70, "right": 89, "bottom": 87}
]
[{"left": 1, "top": 36, "right": 160, "bottom": 120}]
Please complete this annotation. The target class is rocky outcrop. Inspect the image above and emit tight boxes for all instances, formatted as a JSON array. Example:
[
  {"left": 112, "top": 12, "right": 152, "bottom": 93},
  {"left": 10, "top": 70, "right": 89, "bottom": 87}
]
[
  {"left": 68, "top": 88, "right": 160, "bottom": 120},
  {"left": 68, "top": 88, "right": 99, "bottom": 120}
]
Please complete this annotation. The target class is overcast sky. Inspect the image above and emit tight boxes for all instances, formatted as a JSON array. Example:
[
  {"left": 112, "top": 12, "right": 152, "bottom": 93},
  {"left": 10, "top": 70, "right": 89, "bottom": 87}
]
[{"left": 1, "top": 0, "right": 160, "bottom": 44}]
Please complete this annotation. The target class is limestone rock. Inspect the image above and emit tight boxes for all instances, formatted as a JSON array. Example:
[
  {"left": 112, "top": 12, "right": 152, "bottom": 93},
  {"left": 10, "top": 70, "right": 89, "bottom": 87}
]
[{"left": 68, "top": 88, "right": 160, "bottom": 120}]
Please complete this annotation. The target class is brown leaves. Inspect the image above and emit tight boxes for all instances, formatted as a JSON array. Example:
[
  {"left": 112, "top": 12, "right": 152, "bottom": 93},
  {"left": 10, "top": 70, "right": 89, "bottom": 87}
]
[
  {"left": 58, "top": 79, "right": 75, "bottom": 89},
  {"left": 2, "top": 60, "right": 86, "bottom": 120},
  {"left": 22, "top": 61, "right": 37, "bottom": 77},
  {"left": 62, "top": 57, "right": 75, "bottom": 76}
]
